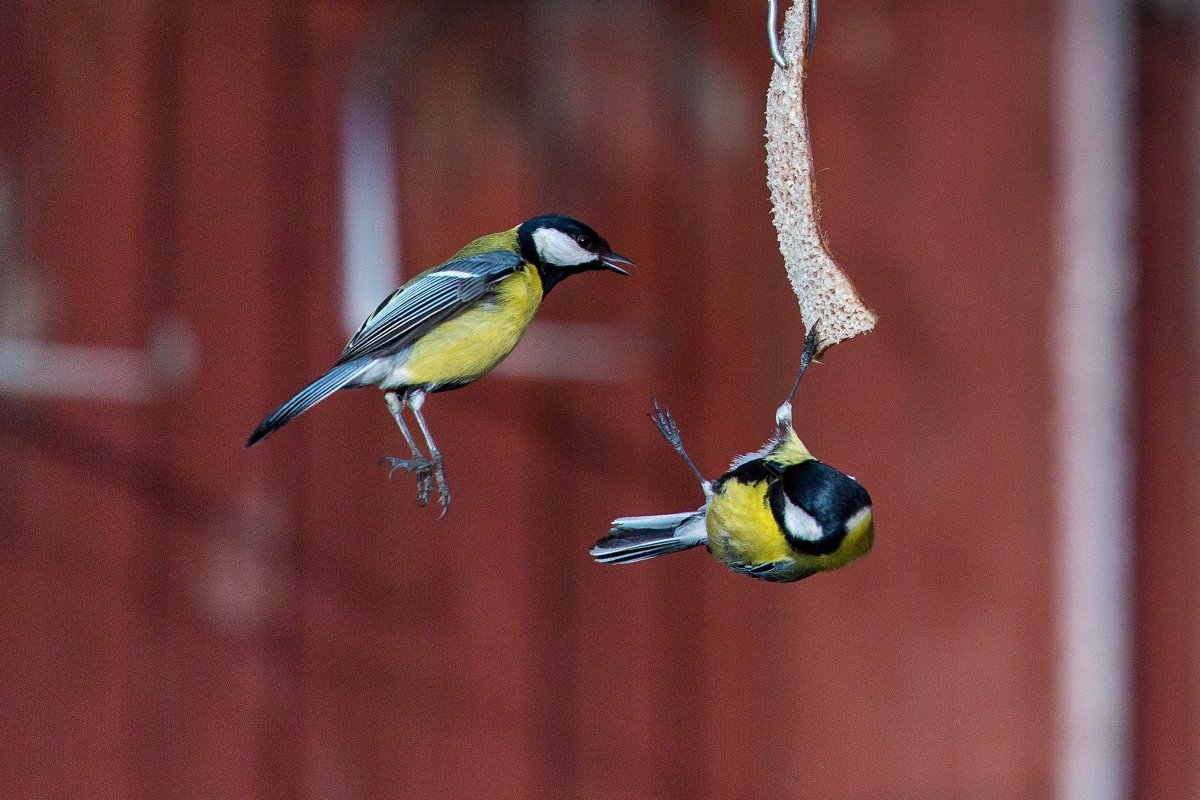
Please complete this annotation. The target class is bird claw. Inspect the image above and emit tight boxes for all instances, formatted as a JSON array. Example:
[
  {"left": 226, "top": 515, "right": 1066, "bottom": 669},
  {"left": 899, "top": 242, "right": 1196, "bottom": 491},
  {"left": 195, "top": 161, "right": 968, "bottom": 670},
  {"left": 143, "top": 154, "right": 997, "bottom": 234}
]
[
  {"left": 416, "top": 470, "right": 433, "bottom": 507},
  {"left": 378, "top": 456, "right": 435, "bottom": 507},
  {"left": 649, "top": 398, "right": 683, "bottom": 449},
  {"left": 378, "top": 455, "right": 450, "bottom": 514},
  {"left": 434, "top": 468, "right": 451, "bottom": 519},
  {"left": 379, "top": 455, "right": 431, "bottom": 476}
]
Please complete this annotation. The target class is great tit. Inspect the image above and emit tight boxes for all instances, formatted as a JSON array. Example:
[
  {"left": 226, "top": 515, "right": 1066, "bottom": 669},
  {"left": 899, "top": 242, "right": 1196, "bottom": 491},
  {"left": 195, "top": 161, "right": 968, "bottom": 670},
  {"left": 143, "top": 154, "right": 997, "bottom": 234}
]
[
  {"left": 247, "top": 214, "right": 632, "bottom": 513},
  {"left": 591, "top": 325, "right": 872, "bottom": 582}
]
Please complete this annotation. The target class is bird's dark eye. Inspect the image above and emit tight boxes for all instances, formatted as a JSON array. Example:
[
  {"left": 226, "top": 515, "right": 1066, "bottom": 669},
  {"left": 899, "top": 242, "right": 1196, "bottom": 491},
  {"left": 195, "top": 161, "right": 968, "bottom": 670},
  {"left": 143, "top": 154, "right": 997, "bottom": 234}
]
[{"left": 575, "top": 234, "right": 593, "bottom": 249}]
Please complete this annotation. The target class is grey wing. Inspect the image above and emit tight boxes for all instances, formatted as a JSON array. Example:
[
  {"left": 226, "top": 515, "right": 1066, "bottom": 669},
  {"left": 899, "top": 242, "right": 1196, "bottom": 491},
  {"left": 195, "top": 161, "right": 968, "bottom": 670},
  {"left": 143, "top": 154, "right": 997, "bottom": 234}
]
[{"left": 336, "top": 251, "right": 524, "bottom": 364}]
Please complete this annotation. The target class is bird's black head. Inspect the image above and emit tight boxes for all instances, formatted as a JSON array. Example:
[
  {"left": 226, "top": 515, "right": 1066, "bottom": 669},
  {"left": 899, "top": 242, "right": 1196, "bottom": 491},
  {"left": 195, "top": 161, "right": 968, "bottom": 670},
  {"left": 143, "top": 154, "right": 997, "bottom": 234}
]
[
  {"left": 516, "top": 214, "right": 633, "bottom": 294},
  {"left": 769, "top": 460, "right": 872, "bottom": 556}
]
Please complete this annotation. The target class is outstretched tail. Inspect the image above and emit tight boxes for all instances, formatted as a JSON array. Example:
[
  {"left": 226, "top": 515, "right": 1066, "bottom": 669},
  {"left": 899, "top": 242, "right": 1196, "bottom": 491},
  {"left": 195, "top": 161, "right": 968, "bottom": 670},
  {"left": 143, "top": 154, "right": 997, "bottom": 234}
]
[
  {"left": 590, "top": 509, "right": 707, "bottom": 565},
  {"left": 246, "top": 361, "right": 369, "bottom": 447}
]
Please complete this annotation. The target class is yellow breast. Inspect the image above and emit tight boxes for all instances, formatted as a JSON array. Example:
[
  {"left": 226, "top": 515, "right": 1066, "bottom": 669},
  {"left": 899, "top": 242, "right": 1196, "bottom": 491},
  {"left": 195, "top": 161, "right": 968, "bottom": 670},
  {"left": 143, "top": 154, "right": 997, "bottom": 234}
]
[
  {"left": 401, "top": 265, "right": 543, "bottom": 388},
  {"left": 706, "top": 479, "right": 793, "bottom": 568}
]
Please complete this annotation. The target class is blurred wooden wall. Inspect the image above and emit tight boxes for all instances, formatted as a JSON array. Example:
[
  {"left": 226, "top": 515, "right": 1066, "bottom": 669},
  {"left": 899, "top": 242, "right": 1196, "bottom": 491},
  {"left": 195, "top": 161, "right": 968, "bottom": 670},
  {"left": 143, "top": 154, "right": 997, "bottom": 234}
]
[{"left": 0, "top": 1, "right": 1194, "bottom": 799}]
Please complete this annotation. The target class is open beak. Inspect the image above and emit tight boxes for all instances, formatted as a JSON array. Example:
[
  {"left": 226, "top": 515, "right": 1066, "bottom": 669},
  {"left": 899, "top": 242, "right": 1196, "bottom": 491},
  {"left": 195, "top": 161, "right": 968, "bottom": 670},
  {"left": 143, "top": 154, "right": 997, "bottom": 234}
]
[{"left": 600, "top": 252, "right": 634, "bottom": 275}]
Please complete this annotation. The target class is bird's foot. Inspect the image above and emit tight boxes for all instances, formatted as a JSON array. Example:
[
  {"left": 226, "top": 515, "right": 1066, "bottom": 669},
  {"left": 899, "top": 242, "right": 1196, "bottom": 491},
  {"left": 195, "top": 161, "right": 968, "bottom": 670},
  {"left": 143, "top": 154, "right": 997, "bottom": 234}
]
[
  {"left": 430, "top": 458, "right": 451, "bottom": 518},
  {"left": 648, "top": 398, "right": 709, "bottom": 487},
  {"left": 379, "top": 456, "right": 436, "bottom": 507},
  {"left": 649, "top": 398, "right": 684, "bottom": 451}
]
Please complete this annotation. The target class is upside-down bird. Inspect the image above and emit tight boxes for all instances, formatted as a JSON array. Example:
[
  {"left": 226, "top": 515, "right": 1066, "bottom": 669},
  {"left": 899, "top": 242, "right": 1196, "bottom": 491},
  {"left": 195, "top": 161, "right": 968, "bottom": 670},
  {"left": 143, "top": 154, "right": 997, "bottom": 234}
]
[{"left": 591, "top": 325, "right": 872, "bottom": 582}]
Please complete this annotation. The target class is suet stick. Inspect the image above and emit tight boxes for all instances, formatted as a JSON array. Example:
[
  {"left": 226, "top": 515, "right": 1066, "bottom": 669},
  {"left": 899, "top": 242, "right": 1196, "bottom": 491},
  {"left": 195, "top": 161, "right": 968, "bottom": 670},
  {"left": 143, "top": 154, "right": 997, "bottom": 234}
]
[{"left": 765, "top": 1, "right": 876, "bottom": 350}]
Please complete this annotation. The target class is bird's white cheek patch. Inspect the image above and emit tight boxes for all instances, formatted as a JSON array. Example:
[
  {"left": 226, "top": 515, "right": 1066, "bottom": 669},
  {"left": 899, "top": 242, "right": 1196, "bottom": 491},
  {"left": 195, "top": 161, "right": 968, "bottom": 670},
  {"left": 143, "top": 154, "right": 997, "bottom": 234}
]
[
  {"left": 782, "top": 500, "right": 822, "bottom": 541},
  {"left": 532, "top": 227, "right": 593, "bottom": 266}
]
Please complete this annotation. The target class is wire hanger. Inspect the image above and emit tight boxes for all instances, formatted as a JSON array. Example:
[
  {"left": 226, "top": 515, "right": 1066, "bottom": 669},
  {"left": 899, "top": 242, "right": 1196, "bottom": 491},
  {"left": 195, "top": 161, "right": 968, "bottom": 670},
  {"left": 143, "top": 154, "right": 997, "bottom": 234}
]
[{"left": 768, "top": 0, "right": 817, "bottom": 69}]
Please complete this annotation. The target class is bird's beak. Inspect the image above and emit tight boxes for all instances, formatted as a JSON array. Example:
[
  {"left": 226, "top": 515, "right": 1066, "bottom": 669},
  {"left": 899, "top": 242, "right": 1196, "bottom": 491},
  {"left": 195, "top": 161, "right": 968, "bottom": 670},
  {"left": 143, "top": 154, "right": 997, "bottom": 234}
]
[{"left": 600, "top": 252, "right": 633, "bottom": 275}]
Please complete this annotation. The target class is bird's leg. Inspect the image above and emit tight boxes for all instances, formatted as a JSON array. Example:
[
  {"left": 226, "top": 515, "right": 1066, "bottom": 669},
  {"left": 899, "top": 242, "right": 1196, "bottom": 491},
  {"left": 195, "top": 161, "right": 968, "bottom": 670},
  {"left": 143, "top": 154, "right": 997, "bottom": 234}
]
[
  {"left": 649, "top": 399, "right": 713, "bottom": 499},
  {"left": 380, "top": 390, "right": 434, "bottom": 506},
  {"left": 408, "top": 390, "right": 451, "bottom": 517},
  {"left": 778, "top": 323, "right": 823, "bottom": 436},
  {"left": 773, "top": 323, "right": 824, "bottom": 438}
]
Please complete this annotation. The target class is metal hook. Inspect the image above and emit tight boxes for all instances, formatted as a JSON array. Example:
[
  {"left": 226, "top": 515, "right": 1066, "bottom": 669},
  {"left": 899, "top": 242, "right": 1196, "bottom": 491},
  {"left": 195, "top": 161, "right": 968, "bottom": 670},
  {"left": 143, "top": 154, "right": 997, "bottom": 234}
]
[{"left": 768, "top": 0, "right": 817, "bottom": 69}]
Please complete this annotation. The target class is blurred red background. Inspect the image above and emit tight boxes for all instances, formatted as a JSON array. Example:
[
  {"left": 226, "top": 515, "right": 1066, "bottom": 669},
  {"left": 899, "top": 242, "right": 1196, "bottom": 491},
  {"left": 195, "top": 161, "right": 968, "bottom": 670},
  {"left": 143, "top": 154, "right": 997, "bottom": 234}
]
[{"left": 0, "top": 1, "right": 1196, "bottom": 799}]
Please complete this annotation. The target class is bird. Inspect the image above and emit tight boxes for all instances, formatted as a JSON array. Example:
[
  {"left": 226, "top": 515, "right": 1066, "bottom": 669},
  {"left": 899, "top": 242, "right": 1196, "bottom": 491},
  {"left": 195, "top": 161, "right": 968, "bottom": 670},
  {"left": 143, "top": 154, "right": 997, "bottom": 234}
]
[
  {"left": 590, "top": 325, "right": 873, "bottom": 582},
  {"left": 246, "top": 214, "right": 632, "bottom": 514}
]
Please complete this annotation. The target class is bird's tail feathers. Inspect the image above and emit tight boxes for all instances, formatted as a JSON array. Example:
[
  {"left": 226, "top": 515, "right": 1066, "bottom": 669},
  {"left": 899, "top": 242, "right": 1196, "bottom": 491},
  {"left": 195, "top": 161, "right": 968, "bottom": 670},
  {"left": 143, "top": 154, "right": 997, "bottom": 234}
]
[
  {"left": 590, "top": 509, "right": 707, "bottom": 565},
  {"left": 246, "top": 360, "right": 368, "bottom": 447}
]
